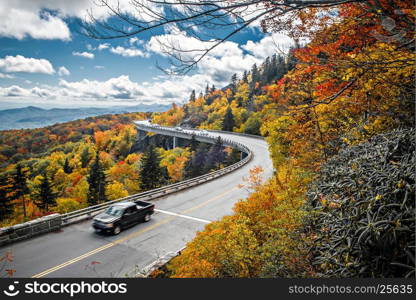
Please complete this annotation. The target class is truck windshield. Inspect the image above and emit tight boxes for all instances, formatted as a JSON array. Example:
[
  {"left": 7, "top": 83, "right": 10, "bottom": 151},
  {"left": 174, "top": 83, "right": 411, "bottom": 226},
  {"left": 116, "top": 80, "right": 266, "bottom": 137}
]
[{"left": 104, "top": 206, "right": 123, "bottom": 217}]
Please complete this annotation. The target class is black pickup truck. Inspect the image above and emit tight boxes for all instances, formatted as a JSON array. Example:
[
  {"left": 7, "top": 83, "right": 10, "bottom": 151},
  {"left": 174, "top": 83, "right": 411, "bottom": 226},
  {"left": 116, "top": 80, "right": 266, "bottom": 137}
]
[{"left": 92, "top": 200, "right": 155, "bottom": 235}]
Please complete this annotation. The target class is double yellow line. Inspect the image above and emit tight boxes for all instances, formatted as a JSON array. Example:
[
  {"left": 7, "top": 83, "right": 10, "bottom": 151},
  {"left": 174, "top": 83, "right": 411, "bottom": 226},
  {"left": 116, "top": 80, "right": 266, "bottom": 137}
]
[{"left": 32, "top": 186, "right": 238, "bottom": 278}]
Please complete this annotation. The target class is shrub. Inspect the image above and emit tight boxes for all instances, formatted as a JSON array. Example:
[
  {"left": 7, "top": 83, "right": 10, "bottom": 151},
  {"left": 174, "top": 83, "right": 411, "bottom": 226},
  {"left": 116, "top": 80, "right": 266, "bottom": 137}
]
[{"left": 307, "top": 128, "right": 415, "bottom": 277}]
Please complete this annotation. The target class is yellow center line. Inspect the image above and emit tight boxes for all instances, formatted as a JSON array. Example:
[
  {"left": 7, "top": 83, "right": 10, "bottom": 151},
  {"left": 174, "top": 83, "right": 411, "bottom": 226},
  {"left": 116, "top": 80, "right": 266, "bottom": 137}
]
[{"left": 31, "top": 186, "right": 238, "bottom": 278}]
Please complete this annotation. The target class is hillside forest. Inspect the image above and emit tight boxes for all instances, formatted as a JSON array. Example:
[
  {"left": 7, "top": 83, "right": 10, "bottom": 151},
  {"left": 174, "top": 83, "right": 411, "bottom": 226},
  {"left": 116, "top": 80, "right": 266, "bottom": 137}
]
[
  {"left": 0, "top": 113, "right": 240, "bottom": 226},
  {"left": 0, "top": 0, "right": 414, "bottom": 278},
  {"left": 149, "top": 1, "right": 415, "bottom": 278}
]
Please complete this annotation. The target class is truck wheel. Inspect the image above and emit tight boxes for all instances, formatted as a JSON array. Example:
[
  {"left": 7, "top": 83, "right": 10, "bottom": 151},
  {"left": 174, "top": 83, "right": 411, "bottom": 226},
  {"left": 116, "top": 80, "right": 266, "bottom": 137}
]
[
  {"left": 144, "top": 213, "right": 151, "bottom": 222},
  {"left": 113, "top": 225, "right": 121, "bottom": 235}
]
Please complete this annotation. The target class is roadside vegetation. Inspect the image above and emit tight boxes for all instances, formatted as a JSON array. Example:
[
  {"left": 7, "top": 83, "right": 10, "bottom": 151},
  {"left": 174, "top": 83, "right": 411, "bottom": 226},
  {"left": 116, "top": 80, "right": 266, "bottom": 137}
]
[{"left": 147, "top": 1, "right": 415, "bottom": 278}]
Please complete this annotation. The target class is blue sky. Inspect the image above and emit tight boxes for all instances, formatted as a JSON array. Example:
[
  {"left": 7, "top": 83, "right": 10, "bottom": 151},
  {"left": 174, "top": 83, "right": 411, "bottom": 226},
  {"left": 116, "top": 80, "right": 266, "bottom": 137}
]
[{"left": 0, "top": 1, "right": 293, "bottom": 109}]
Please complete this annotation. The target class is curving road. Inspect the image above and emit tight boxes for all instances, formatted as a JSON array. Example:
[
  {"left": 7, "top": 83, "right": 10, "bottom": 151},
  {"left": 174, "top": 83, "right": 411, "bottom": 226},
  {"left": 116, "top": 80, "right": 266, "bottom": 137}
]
[{"left": 0, "top": 127, "right": 273, "bottom": 278}]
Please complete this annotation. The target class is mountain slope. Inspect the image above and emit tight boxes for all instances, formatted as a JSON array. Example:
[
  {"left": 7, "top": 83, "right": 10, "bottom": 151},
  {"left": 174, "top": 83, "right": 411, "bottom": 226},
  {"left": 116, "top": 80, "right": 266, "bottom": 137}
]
[{"left": 0, "top": 104, "right": 170, "bottom": 130}]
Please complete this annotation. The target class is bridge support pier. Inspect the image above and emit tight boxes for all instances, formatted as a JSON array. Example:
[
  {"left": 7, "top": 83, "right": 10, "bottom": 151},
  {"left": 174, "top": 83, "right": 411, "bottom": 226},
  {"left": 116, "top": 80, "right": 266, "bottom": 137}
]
[{"left": 173, "top": 136, "right": 178, "bottom": 148}]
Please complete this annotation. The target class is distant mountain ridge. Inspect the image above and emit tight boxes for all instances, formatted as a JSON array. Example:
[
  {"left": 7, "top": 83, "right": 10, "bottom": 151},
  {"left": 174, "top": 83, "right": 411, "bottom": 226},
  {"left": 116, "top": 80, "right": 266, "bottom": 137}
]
[{"left": 0, "top": 104, "right": 170, "bottom": 130}]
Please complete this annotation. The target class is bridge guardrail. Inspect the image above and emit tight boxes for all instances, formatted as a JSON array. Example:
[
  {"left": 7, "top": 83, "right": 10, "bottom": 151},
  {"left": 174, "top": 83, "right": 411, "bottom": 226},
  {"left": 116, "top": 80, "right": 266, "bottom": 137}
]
[
  {"left": 60, "top": 124, "right": 254, "bottom": 225},
  {"left": 0, "top": 125, "right": 257, "bottom": 246}
]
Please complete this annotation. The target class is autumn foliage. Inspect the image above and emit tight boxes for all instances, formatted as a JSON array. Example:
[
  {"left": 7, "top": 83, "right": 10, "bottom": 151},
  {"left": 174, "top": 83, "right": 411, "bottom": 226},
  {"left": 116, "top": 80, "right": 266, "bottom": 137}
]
[{"left": 161, "top": 0, "right": 415, "bottom": 278}]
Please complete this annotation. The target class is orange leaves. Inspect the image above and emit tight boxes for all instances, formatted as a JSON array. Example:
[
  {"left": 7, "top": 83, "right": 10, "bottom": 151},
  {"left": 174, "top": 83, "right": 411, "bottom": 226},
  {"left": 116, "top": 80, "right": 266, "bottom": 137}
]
[
  {"left": 0, "top": 252, "right": 15, "bottom": 277},
  {"left": 0, "top": 251, "right": 13, "bottom": 263},
  {"left": 159, "top": 148, "right": 190, "bottom": 183},
  {"left": 168, "top": 164, "right": 312, "bottom": 278},
  {"left": 94, "top": 131, "right": 111, "bottom": 151},
  {"left": 152, "top": 103, "right": 185, "bottom": 127},
  {"left": 169, "top": 215, "right": 260, "bottom": 278},
  {"left": 240, "top": 166, "right": 264, "bottom": 192},
  {"left": 5, "top": 269, "right": 16, "bottom": 277},
  {"left": 106, "top": 181, "right": 129, "bottom": 200}
]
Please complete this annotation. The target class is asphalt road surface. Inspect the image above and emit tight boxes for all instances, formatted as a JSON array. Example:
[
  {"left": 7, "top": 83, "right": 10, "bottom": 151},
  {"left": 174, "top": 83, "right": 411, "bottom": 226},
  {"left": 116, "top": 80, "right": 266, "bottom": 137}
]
[{"left": 0, "top": 131, "right": 273, "bottom": 278}]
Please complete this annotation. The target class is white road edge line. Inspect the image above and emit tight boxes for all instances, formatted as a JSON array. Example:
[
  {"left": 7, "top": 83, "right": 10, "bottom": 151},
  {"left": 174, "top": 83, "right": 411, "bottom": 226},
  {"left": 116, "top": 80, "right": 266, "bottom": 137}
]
[{"left": 154, "top": 209, "right": 211, "bottom": 224}]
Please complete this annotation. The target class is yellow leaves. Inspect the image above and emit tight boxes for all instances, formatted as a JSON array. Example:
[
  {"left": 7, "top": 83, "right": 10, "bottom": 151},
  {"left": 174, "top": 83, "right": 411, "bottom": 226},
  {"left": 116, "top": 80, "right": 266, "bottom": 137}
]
[
  {"left": 94, "top": 130, "right": 112, "bottom": 151},
  {"left": 106, "top": 181, "right": 129, "bottom": 200},
  {"left": 240, "top": 166, "right": 264, "bottom": 192},
  {"left": 107, "top": 160, "right": 138, "bottom": 184},
  {"left": 55, "top": 198, "right": 83, "bottom": 214},
  {"left": 168, "top": 157, "right": 313, "bottom": 277},
  {"left": 159, "top": 147, "right": 190, "bottom": 182},
  {"left": 125, "top": 153, "right": 142, "bottom": 165},
  {"left": 152, "top": 104, "right": 185, "bottom": 126},
  {"left": 169, "top": 215, "right": 260, "bottom": 278},
  {"left": 397, "top": 180, "right": 405, "bottom": 189}
]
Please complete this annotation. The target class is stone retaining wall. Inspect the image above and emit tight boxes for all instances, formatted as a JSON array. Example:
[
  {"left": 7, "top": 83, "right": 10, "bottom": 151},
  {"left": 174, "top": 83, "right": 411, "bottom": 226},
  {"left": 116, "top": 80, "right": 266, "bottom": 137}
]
[{"left": 0, "top": 214, "right": 62, "bottom": 247}]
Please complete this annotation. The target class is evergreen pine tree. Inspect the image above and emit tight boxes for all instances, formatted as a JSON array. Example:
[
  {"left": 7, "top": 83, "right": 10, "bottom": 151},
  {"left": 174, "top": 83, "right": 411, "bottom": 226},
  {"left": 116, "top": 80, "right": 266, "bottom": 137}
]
[
  {"left": 32, "top": 172, "right": 58, "bottom": 212},
  {"left": 11, "top": 164, "right": 29, "bottom": 219},
  {"left": 248, "top": 63, "right": 260, "bottom": 109},
  {"left": 63, "top": 157, "right": 72, "bottom": 174},
  {"left": 269, "top": 54, "right": 279, "bottom": 82},
  {"left": 190, "top": 134, "right": 198, "bottom": 152},
  {"left": 230, "top": 73, "right": 238, "bottom": 94},
  {"left": 87, "top": 152, "right": 107, "bottom": 205},
  {"left": 189, "top": 90, "right": 196, "bottom": 102},
  {"left": 206, "top": 137, "right": 226, "bottom": 170},
  {"left": 237, "top": 97, "right": 243, "bottom": 107},
  {"left": 242, "top": 70, "right": 248, "bottom": 83},
  {"left": 205, "top": 83, "right": 210, "bottom": 97},
  {"left": 80, "top": 146, "right": 91, "bottom": 168},
  {"left": 139, "top": 145, "right": 166, "bottom": 190},
  {"left": 0, "top": 174, "right": 13, "bottom": 221},
  {"left": 183, "top": 104, "right": 189, "bottom": 118},
  {"left": 250, "top": 63, "right": 259, "bottom": 89},
  {"left": 260, "top": 56, "right": 271, "bottom": 86},
  {"left": 185, "top": 143, "right": 209, "bottom": 178},
  {"left": 222, "top": 107, "right": 235, "bottom": 132}
]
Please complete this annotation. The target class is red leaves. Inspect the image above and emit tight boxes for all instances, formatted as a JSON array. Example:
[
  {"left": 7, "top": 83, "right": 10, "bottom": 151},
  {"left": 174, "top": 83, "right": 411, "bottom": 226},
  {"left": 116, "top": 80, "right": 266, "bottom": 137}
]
[
  {"left": 1, "top": 252, "right": 15, "bottom": 277},
  {"left": 0, "top": 251, "right": 13, "bottom": 263},
  {"left": 5, "top": 269, "right": 16, "bottom": 277},
  {"left": 71, "top": 174, "right": 83, "bottom": 187}
]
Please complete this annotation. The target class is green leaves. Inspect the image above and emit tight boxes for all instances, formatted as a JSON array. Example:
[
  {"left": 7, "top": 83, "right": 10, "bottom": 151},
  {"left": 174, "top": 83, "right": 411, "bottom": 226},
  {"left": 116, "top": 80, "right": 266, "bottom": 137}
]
[{"left": 307, "top": 128, "right": 415, "bottom": 277}]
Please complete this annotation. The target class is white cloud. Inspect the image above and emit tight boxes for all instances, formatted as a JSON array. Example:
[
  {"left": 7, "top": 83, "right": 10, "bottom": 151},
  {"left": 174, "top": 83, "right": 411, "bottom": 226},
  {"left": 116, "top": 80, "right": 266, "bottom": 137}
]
[
  {"left": 72, "top": 51, "right": 95, "bottom": 59},
  {"left": 129, "top": 37, "right": 143, "bottom": 46},
  {"left": 242, "top": 33, "right": 294, "bottom": 58},
  {"left": 129, "top": 37, "right": 138, "bottom": 44},
  {"left": 0, "top": 74, "right": 206, "bottom": 105},
  {"left": 110, "top": 46, "right": 146, "bottom": 57},
  {"left": 58, "top": 66, "right": 70, "bottom": 76},
  {"left": 0, "top": 1, "right": 161, "bottom": 41},
  {"left": 0, "top": 55, "right": 55, "bottom": 74},
  {"left": 0, "top": 31, "right": 295, "bottom": 107},
  {"left": 97, "top": 43, "right": 110, "bottom": 51},
  {"left": 147, "top": 32, "right": 269, "bottom": 83},
  {"left": 0, "top": 85, "right": 31, "bottom": 97},
  {"left": 58, "top": 75, "right": 145, "bottom": 99},
  {"left": 0, "top": 8, "right": 71, "bottom": 40}
]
